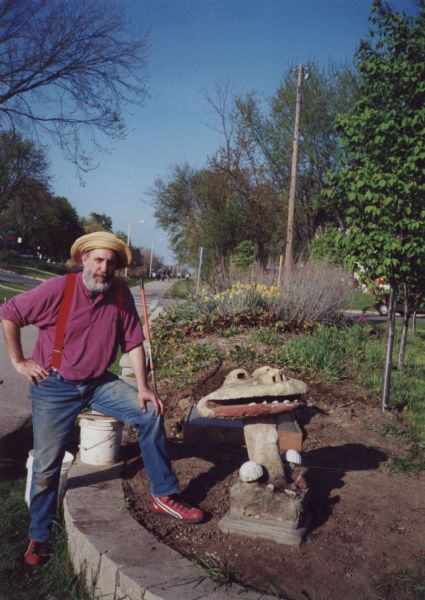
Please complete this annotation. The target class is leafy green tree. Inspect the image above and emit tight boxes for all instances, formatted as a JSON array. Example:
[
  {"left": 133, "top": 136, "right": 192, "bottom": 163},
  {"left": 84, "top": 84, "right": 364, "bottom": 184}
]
[
  {"left": 82, "top": 212, "right": 113, "bottom": 233},
  {"left": 151, "top": 163, "right": 280, "bottom": 273},
  {"left": 232, "top": 240, "right": 258, "bottom": 267},
  {"left": 0, "top": 130, "right": 49, "bottom": 212},
  {"left": 114, "top": 230, "right": 128, "bottom": 243},
  {"left": 309, "top": 226, "right": 349, "bottom": 266},
  {"left": 152, "top": 65, "right": 358, "bottom": 271},
  {"left": 152, "top": 164, "right": 233, "bottom": 268},
  {"left": 0, "top": 178, "right": 51, "bottom": 252},
  {"left": 233, "top": 61, "right": 359, "bottom": 249},
  {"left": 1, "top": 180, "right": 83, "bottom": 259},
  {"left": 324, "top": 0, "right": 425, "bottom": 409},
  {"left": 47, "top": 197, "right": 84, "bottom": 261}
]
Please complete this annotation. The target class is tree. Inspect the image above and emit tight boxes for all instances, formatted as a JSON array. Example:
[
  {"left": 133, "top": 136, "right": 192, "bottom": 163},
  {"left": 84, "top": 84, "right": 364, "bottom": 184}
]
[
  {"left": 0, "top": 0, "right": 148, "bottom": 170},
  {"left": 48, "top": 197, "right": 84, "bottom": 260},
  {"left": 151, "top": 162, "right": 280, "bottom": 273},
  {"left": 0, "top": 178, "right": 50, "bottom": 251},
  {"left": 0, "top": 130, "right": 49, "bottom": 211},
  {"left": 151, "top": 67, "right": 358, "bottom": 271},
  {"left": 233, "top": 61, "right": 359, "bottom": 249},
  {"left": 232, "top": 241, "right": 258, "bottom": 268},
  {"left": 324, "top": 0, "right": 425, "bottom": 410},
  {"left": 0, "top": 180, "right": 83, "bottom": 259},
  {"left": 82, "top": 212, "right": 113, "bottom": 233}
]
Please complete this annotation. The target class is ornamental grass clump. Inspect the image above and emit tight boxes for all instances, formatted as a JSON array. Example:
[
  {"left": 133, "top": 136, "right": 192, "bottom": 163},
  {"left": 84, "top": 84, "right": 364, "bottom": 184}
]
[{"left": 269, "top": 261, "right": 353, "bottom": 323}]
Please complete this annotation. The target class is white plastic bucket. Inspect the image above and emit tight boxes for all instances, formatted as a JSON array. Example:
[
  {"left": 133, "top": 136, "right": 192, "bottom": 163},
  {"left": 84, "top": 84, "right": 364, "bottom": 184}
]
[
  {"left": 79, "top": 413, "right": 123, "bottom": 465},
  {"left": 25, "top": 450, "right": 74, "bottom": 508}
]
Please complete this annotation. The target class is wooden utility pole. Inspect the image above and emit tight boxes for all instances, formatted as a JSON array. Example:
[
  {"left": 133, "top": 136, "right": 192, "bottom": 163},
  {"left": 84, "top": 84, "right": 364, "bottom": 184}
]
[{"left": 283, "top": 64, "right": 304, "bottom": 284}]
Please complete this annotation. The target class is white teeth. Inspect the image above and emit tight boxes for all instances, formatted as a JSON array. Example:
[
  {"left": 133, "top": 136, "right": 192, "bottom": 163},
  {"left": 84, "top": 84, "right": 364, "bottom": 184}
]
[
  {"left": 283, "top": 400, "right": 292, "bottom": 404},
  {"left": 272, "top": 400, "right": 279, "bottom": 404},
  {"left": 262, "top": 400, "right": 267, "bottom": 405},
  {"left": 248, "top": 402, "right": 256, "bottom": 406}
]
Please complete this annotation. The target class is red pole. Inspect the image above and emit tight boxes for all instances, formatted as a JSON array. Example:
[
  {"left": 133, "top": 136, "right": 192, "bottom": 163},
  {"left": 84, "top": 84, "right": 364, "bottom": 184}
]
[{"left": 140, "top": 278, "right": 157, "bottom": 392}]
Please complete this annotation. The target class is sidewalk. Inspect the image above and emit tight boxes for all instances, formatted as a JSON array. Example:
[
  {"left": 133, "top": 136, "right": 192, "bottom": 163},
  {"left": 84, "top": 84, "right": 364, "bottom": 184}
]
[{"left": 0, "top": 325, "right": 37, "bottom": 456}]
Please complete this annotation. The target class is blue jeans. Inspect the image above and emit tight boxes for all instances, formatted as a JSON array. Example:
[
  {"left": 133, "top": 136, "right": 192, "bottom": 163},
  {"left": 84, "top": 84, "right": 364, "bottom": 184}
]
[{"left": 29, "top": 371, "right": 179, "bottom": 542}]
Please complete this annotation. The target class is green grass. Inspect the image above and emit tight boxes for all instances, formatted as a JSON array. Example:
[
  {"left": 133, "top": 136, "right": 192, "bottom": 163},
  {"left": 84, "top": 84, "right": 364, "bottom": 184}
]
[
  {"left": 0, "top": 280, "right": 34, "bottom": 302},
  {"left": 0, "top": 280, "right": 32, "bottom": 291},
  {"left": 169, "top": 279, "right": 195, "bottom": 299},
  {"left": 0, "top": 460, "right": 93, "bottom": 600},
  {"left": 0, "top": 288, "right": 25, "bottom": 302},
  {"left": 345, "top": 290, "right": 377, "bottom": 311},
  {"left": 271, "top": 319, "right": 425, "bottom": 462},
  {"left": 248, "top": 326, "right": 282, "bottom": 347}
]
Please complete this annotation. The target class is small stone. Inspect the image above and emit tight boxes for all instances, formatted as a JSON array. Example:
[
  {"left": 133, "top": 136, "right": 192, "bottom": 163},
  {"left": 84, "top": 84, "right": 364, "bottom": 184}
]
[{"left": 178, "top": 396, "right": 193, "bottom": 412}]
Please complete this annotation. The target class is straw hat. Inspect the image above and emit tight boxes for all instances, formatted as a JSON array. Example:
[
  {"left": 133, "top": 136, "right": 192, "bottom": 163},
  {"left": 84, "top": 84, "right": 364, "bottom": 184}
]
[{"left": 69, "top": 232, "right": 132, "bottom": 269}]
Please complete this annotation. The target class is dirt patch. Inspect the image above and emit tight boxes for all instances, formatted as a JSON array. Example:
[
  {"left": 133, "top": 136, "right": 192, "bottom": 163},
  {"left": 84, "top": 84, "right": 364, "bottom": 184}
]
[{"left": 123, "top": 365, "right": 425, "bottom": 600}]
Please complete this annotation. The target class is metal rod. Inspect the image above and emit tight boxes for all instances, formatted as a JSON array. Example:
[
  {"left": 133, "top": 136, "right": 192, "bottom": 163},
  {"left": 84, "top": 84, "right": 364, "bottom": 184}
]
[{"left": 140, "top": 277, "right": 157, "bottom": 392}]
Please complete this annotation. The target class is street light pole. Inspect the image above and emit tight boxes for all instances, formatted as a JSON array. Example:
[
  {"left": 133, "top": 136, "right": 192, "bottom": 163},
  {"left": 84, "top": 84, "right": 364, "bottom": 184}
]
[
  {"left": 149, "top": 238, "right": 163, "bottom": 277},
  {"left": 124, "top": 219, "right": 144, "bottom": 277},
  {"left": 149, "top": 240, "right": 154, "bottom": 277},
  {"left": 283, "top": 64, "right": 304, "bottom": 285}
]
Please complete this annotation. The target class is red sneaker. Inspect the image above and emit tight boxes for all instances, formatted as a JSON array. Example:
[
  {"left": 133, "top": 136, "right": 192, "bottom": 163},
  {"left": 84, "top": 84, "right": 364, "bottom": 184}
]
[
  {"left": 152, "top": 494, "right": 205, "bottom": 524},
  {"left": 24, "top": 540, "right": 50, "bottom": 566}
]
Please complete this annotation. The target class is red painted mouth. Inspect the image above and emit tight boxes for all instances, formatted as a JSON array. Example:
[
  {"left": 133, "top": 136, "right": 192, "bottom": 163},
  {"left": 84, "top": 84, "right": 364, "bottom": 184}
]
[{"left": 205, "top": 396, "right": 306, "bottom": 419}]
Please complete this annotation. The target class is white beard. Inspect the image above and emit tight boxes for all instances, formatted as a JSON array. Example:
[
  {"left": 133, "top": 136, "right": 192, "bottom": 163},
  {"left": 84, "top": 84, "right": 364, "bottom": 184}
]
[{"left": 82, "top": 268, "right": 113, "bottom": 293}]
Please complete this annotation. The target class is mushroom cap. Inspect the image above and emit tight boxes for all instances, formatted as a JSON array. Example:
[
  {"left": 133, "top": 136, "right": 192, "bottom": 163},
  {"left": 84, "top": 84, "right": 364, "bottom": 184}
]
[
  {"left": 196, "top": 366, "right": 308, "bottom": 418},
  {"left": 204, "top": 366, "right": 308, "bottom": 400}
]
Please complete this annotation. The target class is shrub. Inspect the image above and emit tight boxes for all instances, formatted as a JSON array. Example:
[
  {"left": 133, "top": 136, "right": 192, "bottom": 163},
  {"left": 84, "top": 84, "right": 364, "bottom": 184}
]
[
  {"left": 269, "top": 261, "right": 353, "bottom": 323},
  {"left": 156, "top": 259, "right": 352, "bottom": 337}
]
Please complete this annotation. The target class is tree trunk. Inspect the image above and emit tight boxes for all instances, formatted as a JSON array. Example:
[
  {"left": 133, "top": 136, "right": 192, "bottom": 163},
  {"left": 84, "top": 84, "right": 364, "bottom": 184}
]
[
  {"left": 381, "top": 284, "right": 397, "bottom": 411},
  {"left": 397, "top": 291, "right": 410, "bottom": 371}
]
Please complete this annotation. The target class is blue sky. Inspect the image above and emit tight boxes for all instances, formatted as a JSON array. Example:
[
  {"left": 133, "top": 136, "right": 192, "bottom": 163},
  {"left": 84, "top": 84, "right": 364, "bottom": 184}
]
[{"left": 48, "top": 0, "right": 417, "bottom": 263}]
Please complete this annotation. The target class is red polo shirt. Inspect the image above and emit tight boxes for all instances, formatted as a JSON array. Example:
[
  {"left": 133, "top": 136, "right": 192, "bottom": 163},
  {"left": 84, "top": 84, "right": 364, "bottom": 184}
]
[{"left": 0, "top": 273, "right": 144, "bottom": 380}]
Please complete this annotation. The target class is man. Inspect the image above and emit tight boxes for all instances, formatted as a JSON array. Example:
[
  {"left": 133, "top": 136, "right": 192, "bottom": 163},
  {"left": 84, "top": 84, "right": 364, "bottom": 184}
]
[{"left": 0, "top": 232, "right": 204, "bottom": 567}]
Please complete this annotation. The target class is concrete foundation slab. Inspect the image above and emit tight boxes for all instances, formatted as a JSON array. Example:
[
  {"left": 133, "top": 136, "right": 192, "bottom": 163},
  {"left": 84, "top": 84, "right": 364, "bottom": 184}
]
[{"left": 218, "top": 511, "right": 311, "bottom": 547}]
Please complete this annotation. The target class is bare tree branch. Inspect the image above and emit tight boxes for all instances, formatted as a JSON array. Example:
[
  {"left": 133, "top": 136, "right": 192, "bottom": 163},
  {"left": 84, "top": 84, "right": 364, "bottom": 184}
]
[{"left": 0, "top": 0, "right": 149, "bottom": 171}]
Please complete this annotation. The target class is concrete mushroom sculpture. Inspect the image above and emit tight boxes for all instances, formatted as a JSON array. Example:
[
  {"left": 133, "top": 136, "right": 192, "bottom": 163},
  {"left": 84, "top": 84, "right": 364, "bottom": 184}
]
[
  {"left": 197, "top": 366, "right": 307, "bottom": 485},
  {"left": 196, "top": 366, "right": 310, "bottom": 546}
]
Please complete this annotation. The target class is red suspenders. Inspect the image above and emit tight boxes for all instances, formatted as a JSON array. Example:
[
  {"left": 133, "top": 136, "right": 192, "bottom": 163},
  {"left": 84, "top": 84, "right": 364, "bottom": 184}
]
[{"left": 51, "top": 274, "right": 124, "bottom": 371}]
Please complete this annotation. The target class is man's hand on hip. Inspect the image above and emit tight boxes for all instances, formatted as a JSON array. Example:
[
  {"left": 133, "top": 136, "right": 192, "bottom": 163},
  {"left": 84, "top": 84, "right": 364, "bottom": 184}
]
[{"left": 14, "top": 359, "right": 49, "bottom": 385}]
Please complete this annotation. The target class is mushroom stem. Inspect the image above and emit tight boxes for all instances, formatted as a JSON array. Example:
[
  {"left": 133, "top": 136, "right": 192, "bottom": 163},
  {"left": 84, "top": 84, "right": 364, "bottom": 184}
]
[{"left": 243, "top": 419, "right": 285, "bottom": 484}]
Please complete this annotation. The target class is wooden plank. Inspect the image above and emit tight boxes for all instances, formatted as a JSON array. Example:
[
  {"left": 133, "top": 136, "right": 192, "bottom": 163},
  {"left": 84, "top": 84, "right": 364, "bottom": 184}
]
[
  {"left": 184, "top": 407, "right": 303, "bottom": 451},
  {"left": 277, "top": 413, "right": 303, "bottom": 451}
]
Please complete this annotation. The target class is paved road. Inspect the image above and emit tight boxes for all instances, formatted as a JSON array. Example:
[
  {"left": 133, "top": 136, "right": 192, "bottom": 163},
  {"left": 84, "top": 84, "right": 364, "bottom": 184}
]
[
  {"left": 129, "top": 277, "right": 176, "bottom": 315},
  {"left": 344, "top": 310, "right": 425, "bottom": 323},
  {"left": 0, "top": 325, "right": 37, "bottom": 444},
  {"left": 0, "top": 268, "right": 42, "bottom": 288}
]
